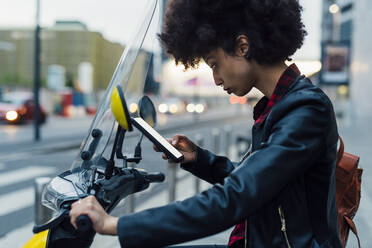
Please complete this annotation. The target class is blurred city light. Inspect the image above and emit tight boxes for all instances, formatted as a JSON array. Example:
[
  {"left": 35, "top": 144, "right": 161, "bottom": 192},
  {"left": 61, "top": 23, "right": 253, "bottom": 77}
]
[
  {"left": 186, "top": 103, "right": 205, "bottom": 113},
  {"left": 169, "top": 104, "right": 178, "bottom": 114},
  {"left": 338, "top": 85, "right": 348, "bottom": 96},
  {"left": 162, "top": 60, "right": 226, "bottom": 97},
  {"left": 6, "top": 110, "right": 18, "bottom": 121},
  {"left": 329, "top": 4, "right": 340, "bottom": 14},
  {"left": 186, "top": 103, "right": 195, "bottom": 113},
  {"left": 129, "top": 103, "right": 138, "bottom": 114},
  {"left": 195, "top": 104, "right": 205, "bottom": 113},
  {"left": 158, "top": 103, "right": 168, "bottom": 114},
  {"left": 229, "top": 96, "right": 247, "bottom": 105}
]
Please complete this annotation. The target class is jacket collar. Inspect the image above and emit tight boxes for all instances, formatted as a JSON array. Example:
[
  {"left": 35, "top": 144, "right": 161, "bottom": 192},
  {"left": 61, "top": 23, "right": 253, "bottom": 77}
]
[{"left": 253, "top": 64, "right": 301, "bottom": 127}]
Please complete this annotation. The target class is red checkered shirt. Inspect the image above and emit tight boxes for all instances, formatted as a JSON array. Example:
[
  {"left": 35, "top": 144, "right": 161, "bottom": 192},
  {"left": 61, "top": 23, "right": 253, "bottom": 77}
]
[{"left": 227, "top": 63, "right": 301, "bottom": 247}]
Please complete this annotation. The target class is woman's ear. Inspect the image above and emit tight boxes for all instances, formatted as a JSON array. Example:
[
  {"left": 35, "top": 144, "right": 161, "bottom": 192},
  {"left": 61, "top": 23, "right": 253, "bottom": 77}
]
[{"left": 235, "top": 35, "right": 250, "bottom": 58}]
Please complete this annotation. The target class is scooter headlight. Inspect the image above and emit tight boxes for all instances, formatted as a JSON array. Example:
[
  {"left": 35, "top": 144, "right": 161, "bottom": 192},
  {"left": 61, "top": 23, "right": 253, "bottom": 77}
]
[{"left": 42, "top": 175, "right": 81, "bottom": 211}]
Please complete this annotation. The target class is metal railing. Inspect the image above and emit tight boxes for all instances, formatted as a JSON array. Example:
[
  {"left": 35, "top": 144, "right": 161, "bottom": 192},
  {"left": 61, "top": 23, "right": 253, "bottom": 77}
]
[{"left": 165, "top": 125, "right": 238, "bottom": 203}]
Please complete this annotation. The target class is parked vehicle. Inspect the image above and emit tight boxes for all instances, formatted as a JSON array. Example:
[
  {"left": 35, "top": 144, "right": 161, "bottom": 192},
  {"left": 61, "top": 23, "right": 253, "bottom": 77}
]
[{"left": 0, "top": 91, "right": 47, "bottom": 124}]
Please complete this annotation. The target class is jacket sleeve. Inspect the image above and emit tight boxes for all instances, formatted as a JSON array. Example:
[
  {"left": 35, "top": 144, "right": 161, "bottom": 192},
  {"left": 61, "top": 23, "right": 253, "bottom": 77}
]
[
  {"left": 180, "top": 146, "right": 238, "bottom": 184},
  {"left": 117, "top": 96, "right": 334, "bottom": 248}
]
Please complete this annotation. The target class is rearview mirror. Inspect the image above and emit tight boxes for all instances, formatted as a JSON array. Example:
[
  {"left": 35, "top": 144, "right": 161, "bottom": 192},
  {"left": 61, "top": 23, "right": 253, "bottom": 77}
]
[{"left": 138, "top": 95, "right": 156, "bottom": 128}]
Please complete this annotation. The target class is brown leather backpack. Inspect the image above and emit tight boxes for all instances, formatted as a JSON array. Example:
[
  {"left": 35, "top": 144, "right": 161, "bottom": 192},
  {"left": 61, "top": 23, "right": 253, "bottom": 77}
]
[{"left": 335, "top": 137, "right": 363, "bottom": 248}]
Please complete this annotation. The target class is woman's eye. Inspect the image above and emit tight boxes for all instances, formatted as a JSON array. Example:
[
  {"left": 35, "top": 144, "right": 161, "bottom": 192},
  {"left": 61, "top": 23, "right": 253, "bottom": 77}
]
[{"left": 211, "top": 64, "right": 217, "bottom": 70}]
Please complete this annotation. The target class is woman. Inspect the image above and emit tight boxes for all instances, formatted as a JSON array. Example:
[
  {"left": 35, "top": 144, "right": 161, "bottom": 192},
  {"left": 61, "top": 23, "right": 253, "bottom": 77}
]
[{"left": 70, "top": 0, "right": 342, "bottom": 247}]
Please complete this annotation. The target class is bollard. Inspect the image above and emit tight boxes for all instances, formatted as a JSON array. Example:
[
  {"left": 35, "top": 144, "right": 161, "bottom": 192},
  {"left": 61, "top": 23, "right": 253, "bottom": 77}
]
[
  {"left": 127, "top": 162, "right": 136, "bottom": 213},
  {"left": 168, "top": 161, "right": 177, "bottom": 203},
  {"left": 224, "top": 126, "right": 232, "bottom": 157},
  {"left": 34, "top": 177, "right": 53, "bottom": 225},
  {"left": 212, "top": 129, "right": 221, "bottom": 155},
  {"left": 194, "top": 134, "right": 204, "bottom": 194}
]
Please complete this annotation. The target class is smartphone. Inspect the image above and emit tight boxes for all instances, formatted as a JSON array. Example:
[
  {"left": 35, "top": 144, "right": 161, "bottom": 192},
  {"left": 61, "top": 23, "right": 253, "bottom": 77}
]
[{"left": 131, "top": 117, "right": 184, "bottom": 163}]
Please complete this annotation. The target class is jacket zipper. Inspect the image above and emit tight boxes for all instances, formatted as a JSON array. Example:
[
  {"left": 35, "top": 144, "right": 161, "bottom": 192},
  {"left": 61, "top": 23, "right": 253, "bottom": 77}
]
[
  {"left": 244, "top": 219, "right": 248, "bottom": 248},
  {"left": 278, "top": 206, "right": 292, "bottom": 248},
  {"left": 243, "top": 145, "right": 252, "bottom": 248}
]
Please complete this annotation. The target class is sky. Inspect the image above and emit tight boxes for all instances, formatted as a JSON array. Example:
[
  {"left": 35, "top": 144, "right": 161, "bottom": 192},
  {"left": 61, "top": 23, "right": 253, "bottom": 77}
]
[{"left": 0, "top": 0, "right": 321, "bottom": 60}]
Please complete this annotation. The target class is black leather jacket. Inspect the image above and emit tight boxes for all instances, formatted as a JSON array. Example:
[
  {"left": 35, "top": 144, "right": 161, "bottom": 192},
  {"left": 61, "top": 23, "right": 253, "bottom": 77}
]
[{"left": 118, "top": 77, "right": 343, "bottom": 248}]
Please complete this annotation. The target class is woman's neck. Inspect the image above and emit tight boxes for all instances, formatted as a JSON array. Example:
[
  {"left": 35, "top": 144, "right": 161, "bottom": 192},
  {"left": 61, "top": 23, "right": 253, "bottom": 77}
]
[{"left": 254, "top": 62, "right": 288, "bottom": 98}]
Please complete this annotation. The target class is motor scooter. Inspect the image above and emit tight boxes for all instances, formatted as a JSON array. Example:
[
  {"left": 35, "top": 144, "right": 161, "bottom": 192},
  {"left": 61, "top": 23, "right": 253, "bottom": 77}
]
[
  {"left": 24, "top": 87, "right": 165, "bottom": 248},
  {"left": 23, "top": 1, "right": 167, "bottom": 246}
]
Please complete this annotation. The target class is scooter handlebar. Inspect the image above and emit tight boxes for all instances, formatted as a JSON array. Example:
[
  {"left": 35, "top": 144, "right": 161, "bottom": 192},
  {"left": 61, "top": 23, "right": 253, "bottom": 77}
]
[
  {"left": 145, "top": 172, "right": 165, "bottom": 183},
  {"left": 76, "top": 215, "right": 94, "bottom": 234}
]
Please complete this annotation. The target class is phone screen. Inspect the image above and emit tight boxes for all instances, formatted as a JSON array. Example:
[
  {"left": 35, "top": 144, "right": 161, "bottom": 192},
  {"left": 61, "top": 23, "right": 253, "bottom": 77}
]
[{"left": 131, "top": 117, "right": 184, "bottom": 162}]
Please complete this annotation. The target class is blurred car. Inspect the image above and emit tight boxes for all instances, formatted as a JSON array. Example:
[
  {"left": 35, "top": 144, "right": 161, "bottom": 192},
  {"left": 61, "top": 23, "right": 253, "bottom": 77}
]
[
  {"left": 157, "top": 98, "right": 186, "bottom": 115},
  {"left": 0, "top": 91, "right": 47, "bottom": 124},
  {"left": 186, "top": 101, "right": 207, "bottom": 114}
]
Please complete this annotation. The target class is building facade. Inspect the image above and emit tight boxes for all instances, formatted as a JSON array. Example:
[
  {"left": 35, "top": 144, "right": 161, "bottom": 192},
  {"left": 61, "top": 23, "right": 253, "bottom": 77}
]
[
  {"left": 348, "top": 0, "right": 372, "bottom": 116},
  {"left": 320, "top": 0, "right": 372, "bottom": 117},
  {"left": 0, "top": 21, "right": 124, "bottom": 90}
]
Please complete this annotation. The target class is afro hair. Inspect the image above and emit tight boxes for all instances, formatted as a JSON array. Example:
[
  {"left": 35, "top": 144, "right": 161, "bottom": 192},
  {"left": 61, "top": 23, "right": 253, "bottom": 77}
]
[{"left": 159, "top": 0, "right": 307, "bottom": 69}]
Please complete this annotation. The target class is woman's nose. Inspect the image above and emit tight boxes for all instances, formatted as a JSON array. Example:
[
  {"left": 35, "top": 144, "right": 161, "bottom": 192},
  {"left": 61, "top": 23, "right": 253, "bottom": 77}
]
[{"left": 213, "top": 75, "right": 223, "bottom": 86}]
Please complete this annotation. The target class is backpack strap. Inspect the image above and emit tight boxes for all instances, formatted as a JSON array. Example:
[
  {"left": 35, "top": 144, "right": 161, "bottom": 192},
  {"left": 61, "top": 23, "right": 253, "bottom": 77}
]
[
  {"left": 344, "top": 216, "right": 361, "bottom": 248},
  {"left": 337, "top": 136, "right": 344, "bottom": 165}
]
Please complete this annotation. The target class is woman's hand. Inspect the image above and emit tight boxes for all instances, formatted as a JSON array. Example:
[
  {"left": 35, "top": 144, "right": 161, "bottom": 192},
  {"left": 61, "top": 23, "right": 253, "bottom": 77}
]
[
  {"left": 70, "top": 196, "right": 118, "bottom": 235},
  {"left": 154, "top": 134, "right": 198, "bottom": 164}
]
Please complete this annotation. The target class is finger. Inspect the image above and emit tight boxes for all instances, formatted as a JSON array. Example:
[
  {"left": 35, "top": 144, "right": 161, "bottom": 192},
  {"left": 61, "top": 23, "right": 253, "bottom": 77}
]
[
  {"left": 71, "top": 198, "right": 82, "bottom": 208},
  {"left": 162, "top": 153, "right": 169, "bottom": 160},
  {"left": 172, "top": 134, "right": 187, "bottom": 145},
  {"left": 172, "top": 134, "right": 189, "bottom": 146},
  {"left": 69, "top": 206, "right": 79, "bottom": 229},
  {"left": 153, "top": 144, "right": 160, "bottom": 152},
  {"left": 171, "top": 136, "right": 179, "bottom": 145},
  {"left": 70, "top": 198, "right": 89, "bottom": 229},
  {"left": 71, "top": 217, "right": 78, "bottom": 229}
]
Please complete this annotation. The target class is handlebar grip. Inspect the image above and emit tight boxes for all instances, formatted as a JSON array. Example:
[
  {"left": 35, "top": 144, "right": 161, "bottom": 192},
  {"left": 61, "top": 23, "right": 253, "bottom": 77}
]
[
  {"left": 76, "top": 215, "right": 94, "bottom": 234},
  {"left": 145, "top": 172, "right": 165, "bottom": 183}
]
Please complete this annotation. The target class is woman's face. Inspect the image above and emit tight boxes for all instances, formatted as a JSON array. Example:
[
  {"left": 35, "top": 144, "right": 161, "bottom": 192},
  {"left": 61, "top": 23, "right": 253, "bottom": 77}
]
[{"left": 204, "top": 48, "right": 257, "bottom": 97}]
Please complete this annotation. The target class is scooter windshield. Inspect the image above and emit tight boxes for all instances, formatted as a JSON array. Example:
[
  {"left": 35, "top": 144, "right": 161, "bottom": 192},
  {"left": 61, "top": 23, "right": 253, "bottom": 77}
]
[
  {"left": 70, "top": 0, "right": 159, "bottom": 172},
  {"left": 36, "top": 1, "right": 161, "bottom": 231}
]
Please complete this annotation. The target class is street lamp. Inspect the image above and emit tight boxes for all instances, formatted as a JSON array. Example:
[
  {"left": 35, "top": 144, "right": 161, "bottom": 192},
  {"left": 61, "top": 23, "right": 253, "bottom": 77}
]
[
  {"left": 329, "top": 3, "right": 341, "bottom": 42},
  {"left": 329, "top": 3, "right": 340, "bottom": 14},
  {"left": 34, "top": 0, "right": 41, "bottom": 141}
]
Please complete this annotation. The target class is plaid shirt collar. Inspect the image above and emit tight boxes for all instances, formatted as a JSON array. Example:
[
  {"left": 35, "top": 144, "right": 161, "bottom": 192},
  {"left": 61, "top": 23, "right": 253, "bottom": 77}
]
[{"left": 253, "top": 63, "right": 301, "bottom": 127}]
